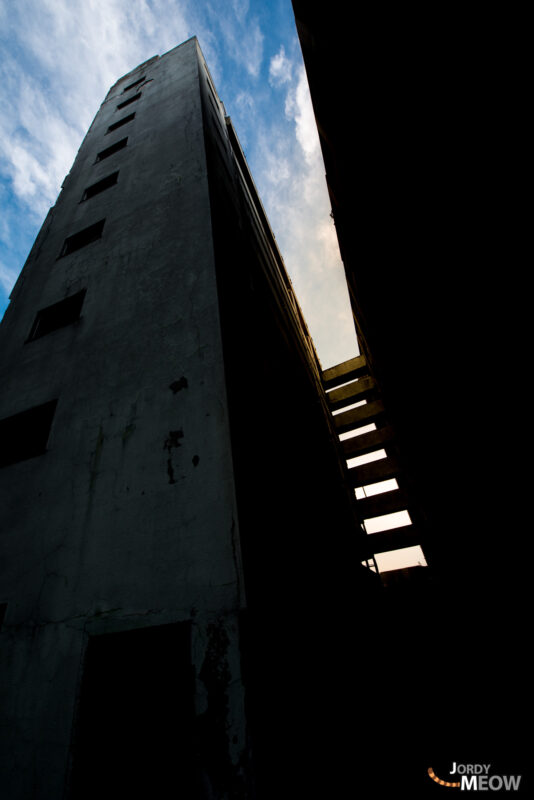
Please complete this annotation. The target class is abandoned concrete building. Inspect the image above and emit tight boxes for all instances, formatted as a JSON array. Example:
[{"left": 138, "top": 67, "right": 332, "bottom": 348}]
[
  {"left": 0, "top": 37, "right": 379, "bottom": 798},
  {"left": 0, "top": 26, "right": 527, "bottom": 800}
]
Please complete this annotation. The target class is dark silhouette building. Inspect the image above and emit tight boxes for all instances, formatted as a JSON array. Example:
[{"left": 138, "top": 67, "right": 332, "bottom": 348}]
[
  {"left": 0, "top": 37, "right": 387, "bottom": 799},
  {"left": 292, "top": 1, "right": 529, "bottom": 793}
]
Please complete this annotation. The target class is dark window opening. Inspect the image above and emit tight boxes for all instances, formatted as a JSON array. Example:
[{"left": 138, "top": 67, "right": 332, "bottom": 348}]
[
  {"left": 0, "top": 603, "right": 7, "bottom": 631},
  {"left": 26, "top": 289, "right": 86, "bottom": 342},
  {"left": 117, "top": 92, "right": 141, "bottom": 110},
  {"left": 107, "top": 113, "right": 135, "bottom": 134},
  {"left": 95, "top": 138, "right": 127, "bottom": 162},
  {"left": 0, "top": 400, "right": 58, "bottom": 468},
  {"left": 69, "top": 623, "right": 198, "bottom": 798},
  {"left": 81, "top": 172, "right": 118, "bottom": 201},
  {"left": 122, "top": 76, "right": 145, "bottom": 92},
  {"left": 59, "top": 220, "right": 105, "bottom": 257}
]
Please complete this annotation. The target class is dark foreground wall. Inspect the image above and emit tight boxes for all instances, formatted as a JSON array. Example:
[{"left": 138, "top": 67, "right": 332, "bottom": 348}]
[
  {"left": 201, "top": 72, "right": 389, "bottom": 796},
  {"left": 291, "top": 2, "right": 529, "bottom": 794}
]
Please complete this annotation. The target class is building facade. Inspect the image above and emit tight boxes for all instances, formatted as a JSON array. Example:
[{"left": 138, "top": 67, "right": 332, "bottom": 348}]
[{"left": 0, "top": 38, "right": 381, "bottom": 799}]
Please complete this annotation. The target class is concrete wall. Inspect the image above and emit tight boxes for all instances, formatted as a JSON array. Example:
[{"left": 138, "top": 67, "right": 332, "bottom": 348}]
[
  {"left": 196, "top": 44, "right": 387, "bottom": 798},
  {"left": 0, "top": 39, "right": 247, "bottom": 799}
]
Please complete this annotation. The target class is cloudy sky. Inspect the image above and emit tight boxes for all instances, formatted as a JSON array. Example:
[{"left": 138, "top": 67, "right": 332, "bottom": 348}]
[{"left": 0, "top": 0, "right": 358, "bottom": 368}]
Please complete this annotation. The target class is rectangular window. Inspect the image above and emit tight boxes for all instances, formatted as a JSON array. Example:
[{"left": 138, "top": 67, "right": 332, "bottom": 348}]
[
  {"left": 95, "top": 138, "right": 127, "bottom": 162},
  {"left": 0, "top": 603, "right": 7, "bottom": 631},
  {"left": 116, "top": 92, "right": 141, "bottom": 110},
  {"left": 81, "top": 172, "right": 118, "bottom": 201},
  {"left": 0, "top": 399, "right": 58, "bottom": 468},
  {"left": 26, "top": 289, "right": 86, "bottom": 343},
  {"left": 122, "top": 76, "right": 145, "bottom": 92},
  {"left": 107, "top": 113, "right": 135, "bottom": 134},
  {"left": 69, "top": 623, "right": 196, "bottom": 797},
  {"left": 59, "top": 220, "right": 105, "bottom": 257}
]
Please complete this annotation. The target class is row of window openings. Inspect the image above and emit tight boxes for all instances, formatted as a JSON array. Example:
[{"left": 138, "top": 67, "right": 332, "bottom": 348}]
[
  {"left": 61, "top": 93, "right": 136, "bottom": 258},
  {"left": 98, "top": 85, "right": 142, "bottom": 151},
  {"left": 102, "top": 75, "right": 145, "bottom": 135},
  {"left": 81, "top": 95, "right": 136, "bottom": 244},
  {"left": 68, "top": 78, "right": 145, "bottom": 238},
  {"left": 98, "top": 74, "right": 144, "bottom": 146},
  {"left": 98, "top": 90, "right": 141, "bottom": 152},
  {"left": 1, "top": 78, "right": 148, "bottom": 466},
  {"left": 343, "top": 426, "right": 428, "bottom": 572},
  {"left": 89, "top": 78, "right": 144, "bottom": 190},
  {"left": 1, "top": 290, "right": 89, "bottom": 463}
]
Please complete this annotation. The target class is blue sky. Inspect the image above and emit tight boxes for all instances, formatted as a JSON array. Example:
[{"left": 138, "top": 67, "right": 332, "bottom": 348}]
[{"left": 0, "top": 0, "right": 357, "bottom": 368}]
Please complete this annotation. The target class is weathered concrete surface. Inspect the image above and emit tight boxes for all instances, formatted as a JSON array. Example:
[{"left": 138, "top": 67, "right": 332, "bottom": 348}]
[{"left": 0, "top": 39, "right": 247, "bottom": 799}]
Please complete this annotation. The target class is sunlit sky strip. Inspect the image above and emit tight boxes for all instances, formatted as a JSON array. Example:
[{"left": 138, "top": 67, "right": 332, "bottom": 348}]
[{"left": 0, "top": 0, "right": 357, "bottom": 368}]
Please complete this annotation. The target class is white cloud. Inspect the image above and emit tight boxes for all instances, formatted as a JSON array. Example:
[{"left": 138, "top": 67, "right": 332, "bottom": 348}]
[
  {"left": 269, "top": 45, "right": 292, "bottom": 87},
  {"left": 0, "top": 1, "right": 194, "bottom": 218},
  {"left": 0, "top": 0, "right": 263, "bottom": 224},
  {"left": 0, "top": 0, "right": 194, "bottom": 307},
  {"left": 215, "top": 10, "right": 264, "bottom": 78},
  {"left": 246, "top": 59, "right": 358, "bottom": 368},
  {"left": 284, "top": 65, "right": 320, "bottom": 164},
  {"left": 0, "top": 58, "right": 82, "bottom": 214},
  {"left": 235, "top": 90, "right": 255, "bottom": 116},
  {"left": 230, "top": 0, "right": 249, "bottom": 23}
]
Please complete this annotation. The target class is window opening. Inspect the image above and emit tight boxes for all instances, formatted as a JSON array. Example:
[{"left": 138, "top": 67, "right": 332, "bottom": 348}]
[
  {"left": 0, "top": 400, "right": 58, "bottom": 468},
  {"left": 364, "top": 510, "right": 412, "bottom": 533},
  {"left": 117, "top": 93, "right": 141, "bottom": 110},
  {"left": 107, "top": 113, "right": 135, "bottom": 133},
  {"left": 339, "top": 422, "right": 377, "bottom": 441},
  {"left": 95, "top": 138, "right": 127, "bottom": 162},
  {"left": 355, "top": 478, "right": 399, "bottom": 499},
  {"left": 347, "top": 449, "right": 387, "bottom": 469},
  {"left": 332, "top": 399, "right": 367, "bottom": 415},
  {"left": 81, "top": 172, "right": 118, "bottom": 201},
  {"left": 59, "top": 220, "right": 105, "bottom": 257},
  {"left": 375, "top": 546, "right": 428, "bottom": 573},
  {"left": 26, "top": 289, "right": 86, "bottom": 342},
  {"left": 122, "top": 76, "right": 145, "bottom": 92}
]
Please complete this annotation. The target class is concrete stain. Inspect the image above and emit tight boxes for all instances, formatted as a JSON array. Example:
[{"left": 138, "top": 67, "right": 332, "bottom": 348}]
[
  {"left": 164, "top": 429, "right": 184, "bottom": 484},
  {"left": 169, "top": 376, "right": 188, "bottom": 393}
]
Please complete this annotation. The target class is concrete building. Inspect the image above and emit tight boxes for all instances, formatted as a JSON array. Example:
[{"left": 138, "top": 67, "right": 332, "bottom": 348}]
[{"left": 0, "top": 38, "right": 387, "bottom": 798}]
